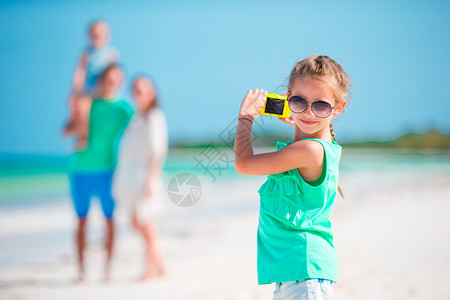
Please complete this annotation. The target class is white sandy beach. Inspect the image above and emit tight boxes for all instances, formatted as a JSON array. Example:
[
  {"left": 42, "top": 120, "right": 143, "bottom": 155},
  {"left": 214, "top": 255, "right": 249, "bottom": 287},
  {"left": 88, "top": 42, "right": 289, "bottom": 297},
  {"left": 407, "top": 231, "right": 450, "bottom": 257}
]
[{"left": 1, "top": 150, "right": 450, "bottom": 300}]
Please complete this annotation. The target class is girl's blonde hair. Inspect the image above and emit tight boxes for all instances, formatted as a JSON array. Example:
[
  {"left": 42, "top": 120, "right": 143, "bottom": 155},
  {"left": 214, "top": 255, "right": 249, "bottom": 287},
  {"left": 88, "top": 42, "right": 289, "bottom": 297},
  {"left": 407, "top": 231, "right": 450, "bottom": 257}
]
[
  {"left": 288, "top": 55, "right": 350, "bottom": 105},
  {"left": 288, "top": 55, "right": 351, "bottom": 198}
]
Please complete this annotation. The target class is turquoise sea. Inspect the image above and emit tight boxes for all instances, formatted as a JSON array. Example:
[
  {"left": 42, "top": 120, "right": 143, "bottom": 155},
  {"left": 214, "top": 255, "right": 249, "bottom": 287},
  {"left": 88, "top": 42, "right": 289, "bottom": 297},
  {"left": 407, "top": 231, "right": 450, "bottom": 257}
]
[{"left": 1, "top": 148, "right": 449, "bottom": 208}]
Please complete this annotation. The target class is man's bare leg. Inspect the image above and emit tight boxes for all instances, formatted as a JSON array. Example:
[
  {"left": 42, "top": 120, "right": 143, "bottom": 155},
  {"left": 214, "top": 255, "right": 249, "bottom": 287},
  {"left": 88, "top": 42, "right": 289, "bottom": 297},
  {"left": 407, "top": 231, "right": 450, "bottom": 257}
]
[
  {"left": 104, "top": 218, "right": 115, "bottom": 281},
  {"left": 76, "top": 218, "right": 87, "bottom": 282}
]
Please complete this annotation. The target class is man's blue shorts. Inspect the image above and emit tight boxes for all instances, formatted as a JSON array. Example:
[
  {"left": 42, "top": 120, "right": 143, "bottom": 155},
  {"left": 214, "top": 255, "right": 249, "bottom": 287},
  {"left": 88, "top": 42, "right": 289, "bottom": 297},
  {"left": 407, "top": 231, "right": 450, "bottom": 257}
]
[{"left": 70, "top": 171, "right": 115, "bottom": 219}]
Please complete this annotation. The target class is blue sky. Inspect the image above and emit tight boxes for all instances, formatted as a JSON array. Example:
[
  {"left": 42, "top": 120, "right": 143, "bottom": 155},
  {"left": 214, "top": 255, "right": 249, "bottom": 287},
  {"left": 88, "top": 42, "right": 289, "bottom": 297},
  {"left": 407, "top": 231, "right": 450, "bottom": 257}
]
[{"left": 0, "top": 0, "right": 449, "bottom": 155}]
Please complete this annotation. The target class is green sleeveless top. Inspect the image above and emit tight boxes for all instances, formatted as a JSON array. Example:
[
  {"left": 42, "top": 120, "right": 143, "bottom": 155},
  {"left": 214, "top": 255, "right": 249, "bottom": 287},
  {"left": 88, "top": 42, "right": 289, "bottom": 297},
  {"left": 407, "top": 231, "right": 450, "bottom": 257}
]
[{"left": 256, "top": 138, "right": 342, "bottom": 284}]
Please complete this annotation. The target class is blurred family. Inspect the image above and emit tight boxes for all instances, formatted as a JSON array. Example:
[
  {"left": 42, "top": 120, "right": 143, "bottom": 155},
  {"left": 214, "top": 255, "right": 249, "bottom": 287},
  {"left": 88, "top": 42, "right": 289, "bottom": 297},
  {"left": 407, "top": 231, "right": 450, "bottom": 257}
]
[{"left": 63, "top": 21, "right": 168, "bottom": 282}]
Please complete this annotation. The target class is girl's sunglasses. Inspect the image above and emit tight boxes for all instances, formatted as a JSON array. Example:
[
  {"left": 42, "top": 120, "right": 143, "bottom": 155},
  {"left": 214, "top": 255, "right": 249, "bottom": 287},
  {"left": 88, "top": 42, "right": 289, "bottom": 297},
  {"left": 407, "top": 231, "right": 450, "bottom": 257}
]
[{"left": 287, "top": 96, "right": 336, "bottom": 118}]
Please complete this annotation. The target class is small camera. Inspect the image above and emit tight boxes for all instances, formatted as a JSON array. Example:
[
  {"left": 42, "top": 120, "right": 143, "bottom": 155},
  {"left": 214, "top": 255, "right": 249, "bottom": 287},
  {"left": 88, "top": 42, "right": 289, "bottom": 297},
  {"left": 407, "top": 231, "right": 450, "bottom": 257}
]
[{"left": 259, "top": 93, "right": 290, "bottom": 118}]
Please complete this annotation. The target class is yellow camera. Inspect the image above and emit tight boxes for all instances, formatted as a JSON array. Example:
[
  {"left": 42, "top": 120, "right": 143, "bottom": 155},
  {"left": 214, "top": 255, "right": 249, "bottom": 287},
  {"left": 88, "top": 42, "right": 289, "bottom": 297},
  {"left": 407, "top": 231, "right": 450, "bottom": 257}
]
[{"left": 259, "top": 93, "right": 291, "bottom": 118}]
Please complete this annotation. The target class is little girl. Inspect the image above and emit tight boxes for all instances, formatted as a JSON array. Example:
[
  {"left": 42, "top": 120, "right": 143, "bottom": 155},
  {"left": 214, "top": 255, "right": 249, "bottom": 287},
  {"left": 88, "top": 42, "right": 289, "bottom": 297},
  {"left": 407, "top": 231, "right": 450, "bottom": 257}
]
[
  {"left": 234, "top": 55, "right": 350, "bottom": 300},
  {"left": 64, "top": 20, "right": 119, "bottom": 149}
]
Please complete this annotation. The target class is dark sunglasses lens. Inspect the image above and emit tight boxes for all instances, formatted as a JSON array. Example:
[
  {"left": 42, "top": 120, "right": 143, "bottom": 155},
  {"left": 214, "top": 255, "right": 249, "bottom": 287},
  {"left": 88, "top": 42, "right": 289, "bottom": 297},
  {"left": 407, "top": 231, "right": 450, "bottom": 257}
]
[
  {"left": 288, "top": 97, "right": 307, "bottom": 113},
  {"left": 311, "top": 101, "right": 332, "bottom": 118}
]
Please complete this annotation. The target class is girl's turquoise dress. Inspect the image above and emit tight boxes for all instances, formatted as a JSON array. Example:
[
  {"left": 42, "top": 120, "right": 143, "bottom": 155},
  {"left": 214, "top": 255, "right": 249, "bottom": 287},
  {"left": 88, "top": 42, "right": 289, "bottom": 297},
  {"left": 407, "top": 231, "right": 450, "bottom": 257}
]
[{"left": 257, "top": 138, "right": 342, "bottom": 284}]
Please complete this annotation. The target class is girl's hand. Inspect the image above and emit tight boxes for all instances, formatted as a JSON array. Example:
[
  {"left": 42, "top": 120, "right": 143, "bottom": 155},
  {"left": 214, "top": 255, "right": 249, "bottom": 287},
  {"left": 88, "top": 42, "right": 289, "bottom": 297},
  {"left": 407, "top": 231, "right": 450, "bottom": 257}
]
[
  {"left": 278, "top": 116, "right": 295, "bottom": 125},
  {"left": 239, "top": 89, "right": 268, "bottom": 120}
]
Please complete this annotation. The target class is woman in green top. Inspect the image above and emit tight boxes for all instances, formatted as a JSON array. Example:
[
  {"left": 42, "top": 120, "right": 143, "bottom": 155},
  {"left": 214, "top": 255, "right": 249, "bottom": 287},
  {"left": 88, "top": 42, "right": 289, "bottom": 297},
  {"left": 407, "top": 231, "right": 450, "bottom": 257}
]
[{"left": 234, "top": 55, "right": 351, "bottom": 300}]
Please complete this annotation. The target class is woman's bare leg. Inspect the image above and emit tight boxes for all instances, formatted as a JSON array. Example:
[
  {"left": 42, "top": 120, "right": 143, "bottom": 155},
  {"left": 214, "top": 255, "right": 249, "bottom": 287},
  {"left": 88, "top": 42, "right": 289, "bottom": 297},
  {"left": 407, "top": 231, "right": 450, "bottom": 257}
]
[
  {"left": 131, "top": 212, "right": 165, "bottom": 280},
  {"left": 142, "top": 220, "right": 165, "bottom": 279}
]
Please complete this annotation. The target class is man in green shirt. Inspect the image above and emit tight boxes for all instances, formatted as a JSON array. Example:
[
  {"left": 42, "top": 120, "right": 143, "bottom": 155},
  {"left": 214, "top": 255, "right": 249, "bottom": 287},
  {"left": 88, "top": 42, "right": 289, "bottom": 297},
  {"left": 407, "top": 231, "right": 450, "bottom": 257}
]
[{"left": 67, "top": 65, "right": 133, "bottom": 281}]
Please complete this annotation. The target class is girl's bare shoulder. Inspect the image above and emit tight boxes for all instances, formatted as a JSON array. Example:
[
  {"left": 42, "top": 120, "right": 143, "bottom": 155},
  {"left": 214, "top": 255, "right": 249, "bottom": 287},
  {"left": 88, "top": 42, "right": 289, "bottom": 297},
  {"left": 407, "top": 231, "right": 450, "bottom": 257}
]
[{"left": 288, "top": 139, "right": 325, "bottom": 166}]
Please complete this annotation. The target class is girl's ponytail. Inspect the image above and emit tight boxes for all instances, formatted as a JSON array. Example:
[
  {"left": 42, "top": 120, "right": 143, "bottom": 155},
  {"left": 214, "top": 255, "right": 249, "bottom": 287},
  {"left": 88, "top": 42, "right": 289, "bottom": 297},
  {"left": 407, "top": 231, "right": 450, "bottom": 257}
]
[
  {"left": 330, "top": 123, "right": 344, "bottom": 199},
  {"left": 330, "top": 123, "right": 337, "bottom": 142},
  {"left": 337, "top": 185, "right": 344, "bottom": 199}
]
